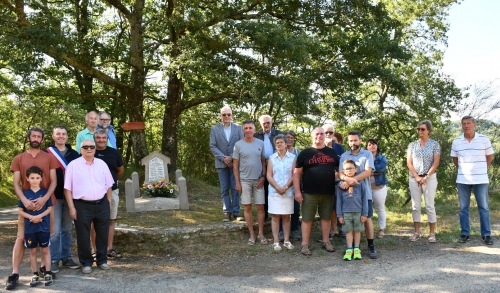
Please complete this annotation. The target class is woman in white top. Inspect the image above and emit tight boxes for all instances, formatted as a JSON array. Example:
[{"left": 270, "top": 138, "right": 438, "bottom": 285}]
[
  {"left": 267, "top": 134, "right": 296, "bottom": 251},
  {"left": 407, "top": 120, "right": 441, "bottom": 243}
]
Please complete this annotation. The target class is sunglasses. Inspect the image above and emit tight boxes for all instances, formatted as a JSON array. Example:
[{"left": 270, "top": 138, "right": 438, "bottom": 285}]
[
  {"left": 325, "top": 131, "right": 334, "bottom": 135},
  {"left": 221, "top": 113, "right": 232, "bottom": 117},
  {"left": 81, "top": 145, "right": 96, "bottom": 150},
  {"left": 100, "top": 118, "right": 110, "bottom": 121},
  {"left": 417, "top": 128, "right": 427, "bottom": 131}
]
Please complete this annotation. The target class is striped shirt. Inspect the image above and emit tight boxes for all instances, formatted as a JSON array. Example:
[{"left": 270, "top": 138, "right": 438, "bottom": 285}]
[{"left": 450, "top": 133, "right": 493, "bottom": 184}]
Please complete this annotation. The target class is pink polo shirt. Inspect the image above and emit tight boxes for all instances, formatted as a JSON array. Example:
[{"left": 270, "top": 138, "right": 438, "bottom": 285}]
[{"left": 64, "top": 157, "right": 114, "bottom": 201}]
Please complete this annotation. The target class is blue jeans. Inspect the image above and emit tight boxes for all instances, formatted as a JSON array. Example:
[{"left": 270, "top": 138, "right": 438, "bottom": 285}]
[
  {"left": 50, "top": 198, "right": 74, "bottom": 261},
  {"left": 457, "top": 183, "right": 491, "bottom": 236},
  {"left": 217, "top": 168, "right": 240, "bottom": 215}
]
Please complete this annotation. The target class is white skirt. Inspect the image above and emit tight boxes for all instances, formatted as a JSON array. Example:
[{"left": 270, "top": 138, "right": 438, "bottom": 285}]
[{"left": 268, "top": 194, "right": 294, "bottom": 215}]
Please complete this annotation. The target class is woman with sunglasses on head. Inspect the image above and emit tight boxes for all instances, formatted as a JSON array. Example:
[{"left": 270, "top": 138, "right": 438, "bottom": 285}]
[
  {"left": 366, "top": 139, "right": 388, "bottom": 239},
  {"left": 407, "top": 120, "right": 441, "bottom": 243}
]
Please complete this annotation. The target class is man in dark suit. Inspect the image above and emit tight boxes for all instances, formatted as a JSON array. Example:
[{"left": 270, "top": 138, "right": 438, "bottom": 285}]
[
  {"left": 254, "top": 114, "right": 282, "bottom": 220},
  {"left": 210, "top": 106, "right": 244, "bottom": 222}
]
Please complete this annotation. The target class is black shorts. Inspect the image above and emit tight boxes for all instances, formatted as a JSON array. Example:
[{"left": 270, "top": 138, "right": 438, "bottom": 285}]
[{"left": 24, "top": 231, "right": 50, "bottom": 248}]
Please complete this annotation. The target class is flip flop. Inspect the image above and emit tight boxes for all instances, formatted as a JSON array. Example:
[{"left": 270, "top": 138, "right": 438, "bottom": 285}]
[{"left": 247, "top": 238, "right": 255, "bottom": 245}]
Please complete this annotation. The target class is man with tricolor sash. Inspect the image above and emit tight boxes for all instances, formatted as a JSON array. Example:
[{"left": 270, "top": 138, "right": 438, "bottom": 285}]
[{"left": 47, "top": 126, "right": 80, "bottom": 273}]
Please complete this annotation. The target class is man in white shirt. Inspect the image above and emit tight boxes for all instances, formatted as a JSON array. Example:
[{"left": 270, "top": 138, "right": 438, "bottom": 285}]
[{"left": 450, "top": 116, "right": 494, "bottom": 245}]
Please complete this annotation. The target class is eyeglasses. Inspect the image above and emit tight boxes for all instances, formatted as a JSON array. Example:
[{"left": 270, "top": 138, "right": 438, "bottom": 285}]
[
  {"left": 325, "top": 131, "right": 334, "bottom": 135},
  {"left": 344, "top": 167, "right": 356, "bottom": 171},
  {"left": 417, "top": 128, "right": 427, "bottom": 131},
  {"left": 100, "top": 119, "right": 110, "bottom": 121},
  {"left": 221, "top": 113, "right": 232, "bottom": 117},
  {"left": 81, "top": 145, "right": 96, "bottom": 150}
]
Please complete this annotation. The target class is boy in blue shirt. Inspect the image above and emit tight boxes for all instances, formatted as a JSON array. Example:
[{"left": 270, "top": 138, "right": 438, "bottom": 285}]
[
  {"left": 18, "top": 166, "right": 54, "bottom": 286},
  {"left": 336, "top": 160, "right": 368, "bottom": 261}
]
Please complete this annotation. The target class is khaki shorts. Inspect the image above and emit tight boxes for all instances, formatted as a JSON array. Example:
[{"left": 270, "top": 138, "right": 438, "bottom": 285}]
[
  {"left": 342, "top": 212, "right": 365, "bottom": 232},
  {"left": 240, "top": 179, "right": 265, "bottom": 205},
  {"left": 110, "top": 189, "right": 120, "bottom": 220},
  {"left": 17, "top": 208, "right": 54, "bottom": 237},
  {"left": 301, "top": 193, "right": 333, "bottom": 222}
]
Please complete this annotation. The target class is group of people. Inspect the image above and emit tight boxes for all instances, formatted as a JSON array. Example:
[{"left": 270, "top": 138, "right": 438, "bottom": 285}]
[
  {"left": 210, "top": 106, "right": 390, "bottom": 259},
  {"left": 210, "top": 106, "right": 494, "bottom": 260},
  {"left": 5, "top": 111, "right": 124, "bottom": 290}
]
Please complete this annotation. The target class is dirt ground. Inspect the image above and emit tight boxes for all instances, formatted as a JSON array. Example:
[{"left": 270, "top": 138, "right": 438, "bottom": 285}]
[{"left": 1, "top": 220, "right": 499, "bottom": 293}]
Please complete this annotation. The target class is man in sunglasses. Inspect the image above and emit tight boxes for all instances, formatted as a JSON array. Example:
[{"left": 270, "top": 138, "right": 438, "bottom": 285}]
[
  {"left": 5, "top": 127, "right": 59, "bottom": 290},
  {"left": 254, "top": 114, "right": 282, "bottom": 220},
  {"left": 210, "top": 106, "right": 243, "bottom": 222},
  {"left": 64, "top": 140, "right": 114, "bottom": 274}
]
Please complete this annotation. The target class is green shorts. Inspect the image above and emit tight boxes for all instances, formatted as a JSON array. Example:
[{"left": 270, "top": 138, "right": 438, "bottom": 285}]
[
  {"left": 342, "top": 212, "right": 365, "bottom": 232},
  {"left": 301, "top": 193, "right": 333, "bottom": 222}
]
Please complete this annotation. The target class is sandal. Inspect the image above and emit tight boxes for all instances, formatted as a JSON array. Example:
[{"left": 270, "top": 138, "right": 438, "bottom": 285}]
[
  {"left": 247, "top": 238, "right": 255, "bottom": 245},
  {"left": 301, "top": 245, "right": 312, "bottom": 256},
  {"left": 378, "top": 230, "right": 385, "bottom": 239},
  {"left": 322, "top": 241, "right": 336, "bottom": 252},
  {"left": 107, "top": 249, "right": 122, "bottom": 258},
  {"left": 428, "top": 233, "right": 436, "bottom": 243},
  {"left": 283, "top": 241, "right": 294, "bottom": 250},
  {"left": 273, "top": 243, "right": 282, "bottom": 251},
  {"left": 257, "top": 237, "right": 268, "bottom": 245},
  {"left": 409, "top": 231, "right": 420, "bottom": 242}
]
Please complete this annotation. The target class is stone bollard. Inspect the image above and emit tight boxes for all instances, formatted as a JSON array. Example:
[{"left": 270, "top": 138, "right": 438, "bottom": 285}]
[
  {"left": 125, "top": 179, "right": 136, "bottom": 212},
  {"left": 175, "top": 169, "right": 182, "bottom": 186},
  {"left": 132, "top": 172, "right": 140, "bottom": 198},
  {"left": 178, "top": 176, "right": 189, "bottom": 210}
]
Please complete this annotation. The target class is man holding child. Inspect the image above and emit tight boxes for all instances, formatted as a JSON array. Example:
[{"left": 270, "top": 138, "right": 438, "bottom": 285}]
[{"left": 5, "top": 127, "right": 58, "bottom": 290}]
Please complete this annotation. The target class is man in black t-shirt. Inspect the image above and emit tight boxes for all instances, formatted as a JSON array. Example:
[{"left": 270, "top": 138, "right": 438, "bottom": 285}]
[
  {"left": 293, "top": 127, "right": 340, "bottom": 255},
  {"left": 93, "top": 129, "right": 124, "bottom": 258}
]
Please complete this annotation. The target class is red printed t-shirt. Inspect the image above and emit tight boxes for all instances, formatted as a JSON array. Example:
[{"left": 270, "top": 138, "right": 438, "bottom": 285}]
[{"left": 295, "top": 146, "right": 339, "bottom": 196}]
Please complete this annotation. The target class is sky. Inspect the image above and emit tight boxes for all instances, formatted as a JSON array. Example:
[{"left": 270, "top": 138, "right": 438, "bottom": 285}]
[{"left": 442, "top": 0, "right": 500, "bottom": 91}]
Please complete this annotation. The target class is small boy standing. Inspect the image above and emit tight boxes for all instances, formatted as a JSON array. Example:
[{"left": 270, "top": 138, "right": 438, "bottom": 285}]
[
  {"left": 18, "top": 166, "right": 54, "bottom": 286},
  {"left": 336, "top": 160, "right": 368, "bottom": 261}
]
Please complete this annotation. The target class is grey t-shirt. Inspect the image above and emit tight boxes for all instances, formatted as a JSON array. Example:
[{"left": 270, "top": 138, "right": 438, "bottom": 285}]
[
  {"left": 233, "top": 139, "right": 265, "bottom": 180},
  {"left": 339, "top": 148, "right": 375, "bottom": 200}
]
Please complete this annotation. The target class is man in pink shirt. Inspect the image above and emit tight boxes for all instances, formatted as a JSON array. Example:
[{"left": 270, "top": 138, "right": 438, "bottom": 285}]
[{"left": 64, "top": 139, "right": 114, "bottom": 274}]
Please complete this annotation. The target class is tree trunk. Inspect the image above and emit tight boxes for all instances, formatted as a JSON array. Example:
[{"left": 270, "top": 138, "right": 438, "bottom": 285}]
[{"left": 161, "top": 72, "right": 183, "bottom": 171}]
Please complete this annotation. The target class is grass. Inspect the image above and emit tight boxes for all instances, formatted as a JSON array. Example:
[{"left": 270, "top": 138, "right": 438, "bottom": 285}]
[{"left": 0, "top": 179, "right": 18, "bottom": 208}]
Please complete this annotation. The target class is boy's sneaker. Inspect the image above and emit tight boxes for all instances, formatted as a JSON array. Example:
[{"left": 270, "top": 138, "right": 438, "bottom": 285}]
[
  {"left": 353, "top": 248, "right": 362, "bottom": 260},
  {"left": 458, "top": 235, "right": 469, "bottom": 243},
  {"left": 51, "top": 260, "right": 60, "bottom": 273},
  {"left": 44, "top": 273, "right": 53, "bottom": 286},
  {"left": 62, "top": 258, "right": 80, "bottom": 269},
  {"left": 343, "top": 249, "right": 353, "bottom": 261},
  {"left": 368, "top": 245, "right": 378, "bottom": 259},
  {"left": 30, "top": 274, "right": 40, "bottom": 287},
  {"left": 5, "top": 274, "right": 19, "bottom": 290},
  {"left": 482, "top": 236, "right": 494, "bottom": 245}
]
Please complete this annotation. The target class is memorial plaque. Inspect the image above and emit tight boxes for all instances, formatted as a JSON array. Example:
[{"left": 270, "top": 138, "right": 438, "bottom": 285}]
[
  {"left": 141, "top": 151, "right": 171, "bottom": 182},
  {"left": 149, "top": 157, "right": 165, "bottom": 181}
]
